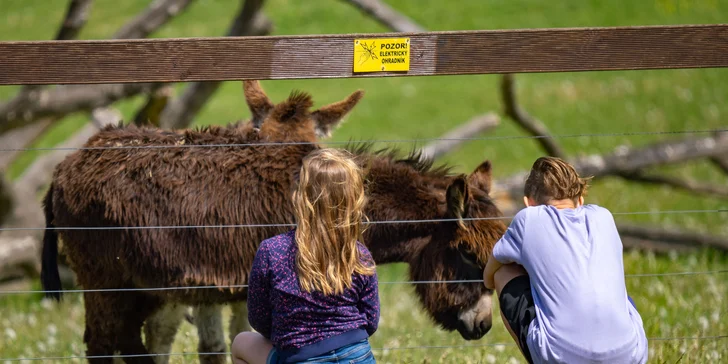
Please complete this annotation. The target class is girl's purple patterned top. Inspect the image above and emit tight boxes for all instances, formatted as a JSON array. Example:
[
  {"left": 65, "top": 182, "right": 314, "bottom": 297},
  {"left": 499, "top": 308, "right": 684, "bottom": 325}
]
[{"left": 247, "top": 229, "right": 380, "bottom": 361}]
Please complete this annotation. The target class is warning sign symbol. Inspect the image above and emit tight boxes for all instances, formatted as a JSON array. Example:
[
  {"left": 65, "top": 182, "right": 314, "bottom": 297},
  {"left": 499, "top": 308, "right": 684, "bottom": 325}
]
[
  {"left": 354, "top": 38, "right": 410, "bottom": 73},
  {"left": 357, "top": 41, "right": 379, "bottom": 66}
]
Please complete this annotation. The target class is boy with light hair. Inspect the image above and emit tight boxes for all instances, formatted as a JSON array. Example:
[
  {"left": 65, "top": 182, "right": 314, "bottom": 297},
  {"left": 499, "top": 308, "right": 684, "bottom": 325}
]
[{"left": 484, "top": 156, "right": 648, "bottom": 363}]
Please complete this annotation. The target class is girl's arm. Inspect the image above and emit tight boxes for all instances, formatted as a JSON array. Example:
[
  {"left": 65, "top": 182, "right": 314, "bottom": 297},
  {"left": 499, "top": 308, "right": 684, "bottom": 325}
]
[
  {"left": 358, "top": 271, "right": 380, "bottom": 336},
  {"left": 247, "top": 243, "right": 273, "bottom": 339}
]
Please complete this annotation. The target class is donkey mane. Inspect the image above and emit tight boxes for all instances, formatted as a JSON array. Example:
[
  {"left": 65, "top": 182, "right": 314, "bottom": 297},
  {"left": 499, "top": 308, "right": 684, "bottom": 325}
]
[
  {"left": 343, "top": 141, "right": 453, "bottom": 179},
  {"left": 272, "top": 90, "right": 314, "bottom": 123},
  {"left": 92, "top": 126, "right": 452, "bottom": 181},
  {"left": 95, "top": 121, "right": 257, "bottom": 146}
]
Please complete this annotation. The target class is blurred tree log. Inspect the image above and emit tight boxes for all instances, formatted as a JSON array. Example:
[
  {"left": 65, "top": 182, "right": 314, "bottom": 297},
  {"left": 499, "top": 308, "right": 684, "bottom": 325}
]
[
  {"left": 0, "top": 175, "right": 12, "bottom": 226},
  {"left": 0, "top": 0, "right": 196, "bottom": 135},
  {"left": 419, "top": 113, "right": 500, "bottom": 161},
  {"left": 501, "top": 74, "right": 566, "bottom": 158},
  {"left": 159, "top": 0, "right": 273, "bottom": 129},
  {"left": 343, "top": 0, "right": 424, "bottom": 32},
  {"left": 0, "top": 0, "right": 274, "bottom": 283},
  {"left": 0, "top": 0, "right": 94, "bottom": 169},
  {"left": 0, "top": 108, "right": 121, "bottom": 280}
]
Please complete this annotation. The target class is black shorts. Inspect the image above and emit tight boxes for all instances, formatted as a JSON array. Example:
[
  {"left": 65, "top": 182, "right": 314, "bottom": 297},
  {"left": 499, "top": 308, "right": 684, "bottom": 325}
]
[{"left": 499, "top": 275, "right": 536, "bottom": 364}]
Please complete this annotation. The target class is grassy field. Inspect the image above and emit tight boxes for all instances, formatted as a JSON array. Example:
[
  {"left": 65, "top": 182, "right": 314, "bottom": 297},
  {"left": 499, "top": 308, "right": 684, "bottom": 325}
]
[{"left": 1, "top": 0, "right": 727, "bottom": 362}]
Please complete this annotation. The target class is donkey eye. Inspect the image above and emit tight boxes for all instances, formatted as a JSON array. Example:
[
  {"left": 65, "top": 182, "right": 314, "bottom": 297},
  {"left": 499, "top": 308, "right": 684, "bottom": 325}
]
[{"left": 458, "top": 247, "right": 481, "bottom": 268}]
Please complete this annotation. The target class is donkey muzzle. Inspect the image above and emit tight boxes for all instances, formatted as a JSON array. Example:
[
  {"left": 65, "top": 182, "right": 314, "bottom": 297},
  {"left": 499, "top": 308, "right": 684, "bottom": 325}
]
[{"left": 456, "top": 294, "right": 493, "bottom": 340}]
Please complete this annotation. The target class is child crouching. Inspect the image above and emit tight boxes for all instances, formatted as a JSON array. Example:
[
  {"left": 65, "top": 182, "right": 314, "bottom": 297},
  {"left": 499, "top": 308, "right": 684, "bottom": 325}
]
[
  {"left": 232, "top": 148, "right": 379, "bottom": 364},
  {"left": 484, "top": 156, "right": 648, "bottom": 363}
]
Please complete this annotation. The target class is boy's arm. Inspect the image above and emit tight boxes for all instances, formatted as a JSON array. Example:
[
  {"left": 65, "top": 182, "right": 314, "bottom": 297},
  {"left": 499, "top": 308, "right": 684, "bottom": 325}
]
[
  {"left": 247, "top": 243, "right": 273, "bottom": 339},
  {"left": 484, "top": 209, "right": 528, "bottom": 289},
  {"left": 483, "top": 256, "right": 503, "bottom": 290}
]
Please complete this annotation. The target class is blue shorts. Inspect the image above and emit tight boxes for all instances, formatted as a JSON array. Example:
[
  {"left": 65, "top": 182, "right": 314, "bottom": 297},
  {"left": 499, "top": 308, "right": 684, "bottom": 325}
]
[{"left": 267, "top": 339, "right": 375, "bottom": 364}]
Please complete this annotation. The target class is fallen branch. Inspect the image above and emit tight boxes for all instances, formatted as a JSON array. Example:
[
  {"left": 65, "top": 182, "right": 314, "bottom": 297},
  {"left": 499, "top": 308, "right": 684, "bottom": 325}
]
[
  {"left": 113, "top": 0, "right": 194, "bottom": 39},
  {"left": 618, "top": 224, "right": 728, "bottom": 252},
  {"left": 159, "top": 0, "right": 273, "bottom": 129},
  {"left": 620, "top": 236, "right": 696, "bottom": 254},
  {"left": 0, "top": 278, "right": 33, "bottom": 292},
  {"left": 0, "top": 262, "right": 77, "bottom": 292},
  {"left": 0, "top": 0, "right": 196, "bottom": 134},
  {"left": 55, "top": 0, "right": 94, "bottom": 41},
  {"left": 501, "top": 73, "right": 566, "bottom": 158},
  {"left": 342, "top": 0, "right": 425, "bottom": 32},
  {"left": 710, "top": 155, "right": 728, "bottom": 175},
  {"left": 0, "top": 0, "right": 94, "bottom": 145},
  {"left": 419, "top": 112, "right": 500, "bottom": 161},
  {"left": 0, "top": 175, "right": 12, "bottom": 226},
  {"left": 578, "top": 133, "right": 728, "bottom": 177},
  {"left": 0, "top": 236, "right": 39, "bottom": 281},
  {"left": 23, "top": 0, "right": 94, "bottom": 97},
  {"left": 17, "top": 108, "right": 122, "bottom": 196},
  {"left": 619, "top": 171, "right": 728, "bottom": 199},
  {"left": 133, "top": 86, "right": 174, "bottom": 127},
  {"left": 0, "top": 120, "right": 53, "bottom": 170},
  {"left": 496, "top": 132, "right": 728, "bottom": 201},
  {"left": 0, "top": 109, "right": 121, "bottom": 281}
]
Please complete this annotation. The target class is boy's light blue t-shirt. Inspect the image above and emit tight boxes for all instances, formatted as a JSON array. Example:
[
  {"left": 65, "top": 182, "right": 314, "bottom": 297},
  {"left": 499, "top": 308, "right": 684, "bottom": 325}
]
[{"left": 492, "top": 204, "right": 648, "bottom": 363}]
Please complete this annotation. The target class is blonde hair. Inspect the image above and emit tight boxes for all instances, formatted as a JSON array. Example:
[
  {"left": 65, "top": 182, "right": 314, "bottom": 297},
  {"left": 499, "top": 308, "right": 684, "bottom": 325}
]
[
  {"left": 292, "top": 148, "right": 375, "bottom": 295},
  {"left": 524, "top": 157, "right": 592, "bottom": 205}
]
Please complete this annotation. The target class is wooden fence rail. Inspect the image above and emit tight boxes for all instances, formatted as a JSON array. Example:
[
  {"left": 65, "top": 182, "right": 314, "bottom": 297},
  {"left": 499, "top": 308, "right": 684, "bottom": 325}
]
[{"left": 1, "top": 24, "right": 727, "bottom": 85}]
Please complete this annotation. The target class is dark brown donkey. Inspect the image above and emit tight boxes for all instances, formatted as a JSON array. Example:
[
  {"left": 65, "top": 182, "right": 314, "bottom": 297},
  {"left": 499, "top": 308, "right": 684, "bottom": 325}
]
[{"left": 41, "top": 82, "right": 506, "bottom": 364}]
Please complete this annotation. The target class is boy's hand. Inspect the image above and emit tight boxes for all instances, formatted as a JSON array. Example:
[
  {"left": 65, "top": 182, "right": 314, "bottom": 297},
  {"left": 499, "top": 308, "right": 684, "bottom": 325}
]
[
  {"left": 483, "top": 269, "right": 494, "bottom": 290},
  {"left": 483, "top": 256, "right": 502, "bottom": 290}
]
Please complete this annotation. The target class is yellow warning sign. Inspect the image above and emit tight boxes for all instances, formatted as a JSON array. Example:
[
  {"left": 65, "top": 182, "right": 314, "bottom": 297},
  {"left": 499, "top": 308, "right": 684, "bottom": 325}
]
[{"left": 353, "top": 38, "right": 410, "bottom": 73}]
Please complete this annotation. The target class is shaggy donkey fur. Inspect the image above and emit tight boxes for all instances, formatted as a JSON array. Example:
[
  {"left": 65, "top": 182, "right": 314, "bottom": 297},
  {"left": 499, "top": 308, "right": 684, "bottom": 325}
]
[{"left": 41, "top": 81, "right": 507, "bottom": 364}]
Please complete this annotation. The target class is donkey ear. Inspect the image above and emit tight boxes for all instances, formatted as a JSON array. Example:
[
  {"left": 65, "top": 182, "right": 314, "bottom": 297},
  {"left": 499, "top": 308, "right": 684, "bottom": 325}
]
[
  {"left": 446, "top": 175, "right": 471, "bottom": 219},
  {"left": 468, "top": 160, "right": 493, "bottom": 193},
  {"left": 243, "top": 80, "right": 274, "bottom": 129},
  {"left": 310, "top": 90, "right": 364, "bottom": 138}
]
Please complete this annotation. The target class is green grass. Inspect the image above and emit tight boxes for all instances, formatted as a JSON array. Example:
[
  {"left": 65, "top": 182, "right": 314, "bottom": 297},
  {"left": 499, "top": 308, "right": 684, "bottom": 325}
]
[{"left": 1, "top": 0, "right": 727, "bottom": 362}]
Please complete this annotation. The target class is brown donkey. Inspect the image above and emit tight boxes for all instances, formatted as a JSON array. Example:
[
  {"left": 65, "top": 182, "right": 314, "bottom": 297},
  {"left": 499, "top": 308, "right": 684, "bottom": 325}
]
[
  {"left": 41, "top": 83, "right": 507, "bottom": 364},
  {"left": 41, "top": 80, "right": 362, "bottom": 363}
]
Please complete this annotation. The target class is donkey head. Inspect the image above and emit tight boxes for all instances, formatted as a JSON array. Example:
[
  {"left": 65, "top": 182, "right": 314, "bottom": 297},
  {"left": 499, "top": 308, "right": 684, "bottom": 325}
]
[
  {"left": 410, "top": 160, "right": 507, "bottom": 340},
  {"left": 243, "top": 80, "right": 364, "bottom": 141}
]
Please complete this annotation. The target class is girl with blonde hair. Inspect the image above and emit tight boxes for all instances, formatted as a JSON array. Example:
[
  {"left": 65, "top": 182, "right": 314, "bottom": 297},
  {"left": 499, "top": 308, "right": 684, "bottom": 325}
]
[{"left": 232, "top": 148, "right": 379, "bottom": 364}]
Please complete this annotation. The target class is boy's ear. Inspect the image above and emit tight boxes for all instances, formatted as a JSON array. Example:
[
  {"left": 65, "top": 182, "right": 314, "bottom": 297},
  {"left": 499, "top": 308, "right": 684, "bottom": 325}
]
[{"left": 523, "top": 196, "right": 536, "bottom": 207}]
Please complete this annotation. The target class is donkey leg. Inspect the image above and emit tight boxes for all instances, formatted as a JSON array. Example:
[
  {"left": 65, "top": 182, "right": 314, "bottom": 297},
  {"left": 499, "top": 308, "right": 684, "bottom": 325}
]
[
  {"left": 144, "top": 303, "right": 187, "bottom": 364},
  {"left": 228, "top": 301, "right": 251, "bottom": 343},
  {"left": 83, "top": 292, "right": 137, "bottom": 364},
  {"left": 228, "top": 301, "right": 251, "bottom": 364},
  {"left": 114, "top": 293, "right": 158, "bottom": 364},
  {"left": 194, "top": 304, "right": 227, "bottom": 364}
]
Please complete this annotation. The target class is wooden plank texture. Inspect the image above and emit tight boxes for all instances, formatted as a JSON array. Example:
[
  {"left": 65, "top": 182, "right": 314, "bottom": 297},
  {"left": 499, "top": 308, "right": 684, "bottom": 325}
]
[{"left": 1, "top": 24, "right": 727, "bottom": 85}]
